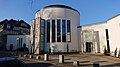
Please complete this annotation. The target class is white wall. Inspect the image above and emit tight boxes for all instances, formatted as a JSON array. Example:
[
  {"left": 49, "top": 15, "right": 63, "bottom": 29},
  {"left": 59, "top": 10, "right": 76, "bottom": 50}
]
[
  {"left": 107, "top": 15, "right": 120, "bottom": 56},
  {"left": 77, "top": 27, "right": 82, "bottom": 51},
  {"left": 6, "top": 35, "right": 30, "bottom": 51},
  {"left": 81, "top": 22, "right": 107, "bottom": 53}
]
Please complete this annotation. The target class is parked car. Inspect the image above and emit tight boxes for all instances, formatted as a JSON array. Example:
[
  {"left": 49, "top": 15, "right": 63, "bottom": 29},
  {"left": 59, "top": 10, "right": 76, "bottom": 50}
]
[{"left": 0, "top": 57, "right": 27, "bottom": 67}]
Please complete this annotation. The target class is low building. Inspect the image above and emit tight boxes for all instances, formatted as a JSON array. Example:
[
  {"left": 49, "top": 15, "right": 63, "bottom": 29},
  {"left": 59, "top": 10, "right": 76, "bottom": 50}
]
[
  {"left": 78, "top": 22, "right": 108, "bottom": 54},
  {"left": 78, "top": 14, "right": 120, "bottom": 56},
  {"left": 6, "top": 35, "right": 30, "bottom": 51},
  {"left": 0, "top": 19, "right": 30, "bottom": 50}
]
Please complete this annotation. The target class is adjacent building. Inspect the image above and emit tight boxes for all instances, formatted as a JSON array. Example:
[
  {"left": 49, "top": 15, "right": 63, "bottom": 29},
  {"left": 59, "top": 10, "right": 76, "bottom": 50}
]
[
  {"left": 78, "top": 22, "right": 108, "bottom": 54},
  {"left": 0, "top": 19, "right": 30, "bottom": 50},
  {"left": 78, "top": 14, "right": 120, "bottom": 56},
  {"left": 6, "top": 35, "right": 30, "bottom": 51}
]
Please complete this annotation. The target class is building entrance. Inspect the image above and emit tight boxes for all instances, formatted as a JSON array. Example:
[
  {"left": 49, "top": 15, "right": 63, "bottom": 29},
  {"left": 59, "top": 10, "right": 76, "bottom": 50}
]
[{"left": 86, "top": 42, "right": 92, "bottom": 52}]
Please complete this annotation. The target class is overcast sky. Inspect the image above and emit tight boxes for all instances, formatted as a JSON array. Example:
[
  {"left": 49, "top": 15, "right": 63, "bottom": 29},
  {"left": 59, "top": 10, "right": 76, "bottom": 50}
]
[{"left": 0, "top": 0, "right": 120, "bottom": 25}]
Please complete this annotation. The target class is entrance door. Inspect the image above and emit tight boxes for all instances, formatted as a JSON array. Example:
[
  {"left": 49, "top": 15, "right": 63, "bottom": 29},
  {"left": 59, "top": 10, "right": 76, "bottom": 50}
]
[{"left": 86, "top": 42, "right": 92, "bottom": 52}]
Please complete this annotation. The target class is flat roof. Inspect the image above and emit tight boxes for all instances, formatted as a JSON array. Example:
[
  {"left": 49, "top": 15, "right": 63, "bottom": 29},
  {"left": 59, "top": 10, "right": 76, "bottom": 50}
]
[
  {"left": 108, "top": 14, "right": 120, "bottom": 21},
  {"left": 77, "top": 22, "right": 107, "bottom": 28}
]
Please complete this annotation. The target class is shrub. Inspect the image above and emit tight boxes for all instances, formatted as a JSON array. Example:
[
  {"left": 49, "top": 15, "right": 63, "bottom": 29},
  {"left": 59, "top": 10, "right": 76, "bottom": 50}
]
[
  {"left": 16, "top": 47, "right": 29, "bottom": 52},
  {"left": 16, "top": 43, "right": 29, "bottom": 52},
  {"left": 114, "top": 48, "right": 117, "bottom": 57},
  {"left": 104, "top": 47, "right": 110, "bottom": 56},
  {"left": 9, "top": 44, "right": 13, "bottom": 51}
]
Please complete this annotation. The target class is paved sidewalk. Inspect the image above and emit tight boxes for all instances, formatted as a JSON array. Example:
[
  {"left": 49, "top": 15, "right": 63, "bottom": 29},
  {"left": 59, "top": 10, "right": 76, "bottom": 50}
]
[{"left": 19, "top": 54, "right": 120, "bottom": 67}]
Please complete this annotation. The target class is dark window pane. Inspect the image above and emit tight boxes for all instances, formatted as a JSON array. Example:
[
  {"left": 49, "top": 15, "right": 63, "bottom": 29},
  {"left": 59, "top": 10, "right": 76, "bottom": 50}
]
[
  {"left": 41, "top": 35, "right": 44, "bottom": 42},
  {"left": 105, "top": 29, "right": 110, "bottom": 52},
  {"left": 105, "top": 29, "right": 109, "bottom": 39},
  {"left": 57, "top": 19, "right": 61, "bottom": 42},
  {"left": 107, "top": 40, "right": 110, "bottom": 52},
  {"left": 67, "top": 20, "right": 70, "bottom": 32},
  {"left": 52, "top": 20, "right": 55, "bottom": 42},
  {"left": 40, "top": 19, "right": 45, "bottom": 42},
  {"left": 18, "top": 38, "right": 20, "bottom": 48},
  {"left": 41, "top": 27, "right": 44, "bottom": 34},
  {"left": 47, "top": 20, "right": 50, "bottom": 42},
  {"left": 62, "top": 20, "right": 66, "bottom": 42},
  {"left": 67, "top": 20, "right": 71, "bottom": 42},
  {"left": 40, "top": 19, "right": 45, "bottom": 27},
  {"left": 20, "top": 38, "right": 22, "bottom": 48}
]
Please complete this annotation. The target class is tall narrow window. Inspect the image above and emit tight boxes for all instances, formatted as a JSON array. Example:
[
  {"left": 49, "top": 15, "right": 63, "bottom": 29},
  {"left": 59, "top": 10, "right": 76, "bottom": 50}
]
[
  {"left": 40, "top": 19, "right": 45, "bottom": 42},
  {"left": 62, "top": 20, "right": 66, "bottom": 42},
  {"left": 105, "top": 29, "right": 110, "bottom": 52},
  {"left": 20, "top": 38, "right": 22, "bottom": 48},
  {"left": 57, "top": 19, "right": 61, "bottom": 42},
  {"left": 47, "top": 20, "right": 50, "bottom": 42},
  {"left": 67, "top": 20, "right": 70, "bottom": 32},
  {"left": 40, "top": 19, "right": 45, "bottom": 51},
  {"left": 105, "top": 29, "right": 109, "bottom": 39},
  {"left": 67, "top": 20, "right": 71, "bottom": 42},
  {"left": 19, "top": 38, "right": 20, "bottom": 48},
  {"left": 52, "top": 20, "right": 55, "bottom": 42}
]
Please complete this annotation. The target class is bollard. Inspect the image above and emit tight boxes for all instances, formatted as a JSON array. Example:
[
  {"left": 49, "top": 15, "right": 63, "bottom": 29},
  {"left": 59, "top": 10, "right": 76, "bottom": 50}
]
[
  {"left": 73, "top": 61, "right": 79, "bottom": 66},
  {"left": 29, "top": 55, "right": 33, "bottom": 59},
  {"left": 59, "top": 55, "right": 64, "bottom": 63},
  {"left": 23, "top": 55, "right": 27, "bottom": 58},
  {"left": 19, "top": 54, "right": 22, "bottom": 57},
  {"left": 93, "top": 62, "right": 99, "bottom": 67},
  {"left": 44, "top": 54, "right": 49, "bottom": 61},
  {"left": 36, "top": 56, "right": 41, "bottom": 59}
]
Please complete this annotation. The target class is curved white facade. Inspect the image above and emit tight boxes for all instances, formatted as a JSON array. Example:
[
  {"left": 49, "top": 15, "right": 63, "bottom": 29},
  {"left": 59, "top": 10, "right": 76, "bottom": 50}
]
[{"left": 30, "top": 5, "right": 80, "bottom": 54}]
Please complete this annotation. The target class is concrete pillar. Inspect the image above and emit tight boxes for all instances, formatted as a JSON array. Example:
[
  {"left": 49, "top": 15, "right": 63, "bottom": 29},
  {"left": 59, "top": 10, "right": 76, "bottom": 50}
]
[
  {"left": 36, "top": 56, "right": 41, "bottom": 59},
  {"left": 44, "top": 54, "right": 49, "bottom": 61},
  {"left": 59, "top": 55, "right": 64, "bottom": 63},
  {"left": 93, "top": 62, "right": 99, "bottom": 67},
  {"left": 29, "top": 55, "right": 33, "bottom": 59},
  {"left": 116, "top": 48, "right": 119, "bottom": 57},
  {"left": 19, "top": 54, "right": 22, "bottom": 57},
  {"left": 24, "top": 55, "right": 27, "bottom": 58},
  {"left": 73, "top": 61, "right": 79, "bottom": 66}
]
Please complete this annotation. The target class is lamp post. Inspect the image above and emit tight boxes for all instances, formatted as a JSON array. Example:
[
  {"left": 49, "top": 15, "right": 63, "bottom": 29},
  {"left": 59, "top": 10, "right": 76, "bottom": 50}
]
[{"left": 16, "top": 37, "right": 19, "bottom": 55}]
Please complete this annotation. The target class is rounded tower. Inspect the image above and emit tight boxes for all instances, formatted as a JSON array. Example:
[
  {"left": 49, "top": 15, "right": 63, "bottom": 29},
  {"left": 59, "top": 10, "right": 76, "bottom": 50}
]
[{"left": 31, "top": 5, "right": 80, "bottom": 54}]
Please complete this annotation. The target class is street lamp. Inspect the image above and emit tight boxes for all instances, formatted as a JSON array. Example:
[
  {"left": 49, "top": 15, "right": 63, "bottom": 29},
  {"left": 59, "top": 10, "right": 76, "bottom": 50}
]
[{"left": 16, "top": 37, "right": 19, "bottom": 55}]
